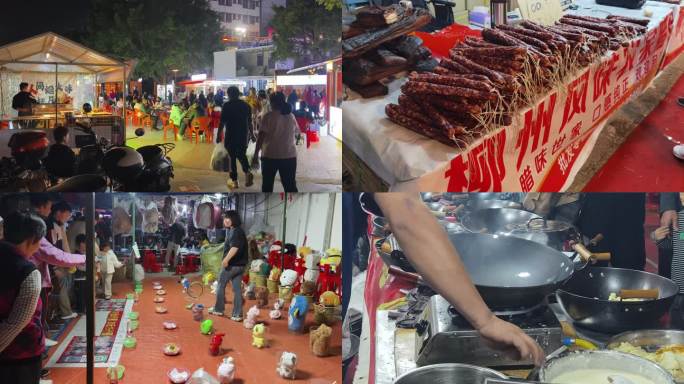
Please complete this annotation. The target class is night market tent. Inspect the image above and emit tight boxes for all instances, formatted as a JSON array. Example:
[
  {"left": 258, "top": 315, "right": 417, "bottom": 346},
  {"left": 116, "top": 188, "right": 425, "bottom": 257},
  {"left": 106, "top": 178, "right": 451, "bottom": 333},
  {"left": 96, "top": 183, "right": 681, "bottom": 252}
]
[{"left": 0, "top": 32, "right": 134, "bottom": 122}]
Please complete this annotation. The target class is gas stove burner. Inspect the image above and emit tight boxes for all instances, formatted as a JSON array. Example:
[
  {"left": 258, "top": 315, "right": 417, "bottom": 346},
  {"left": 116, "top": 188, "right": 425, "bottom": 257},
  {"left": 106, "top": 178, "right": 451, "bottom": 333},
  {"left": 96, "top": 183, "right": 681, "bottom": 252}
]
[{"left": 448, "top": 301, "right": 548, "bottom": 322}]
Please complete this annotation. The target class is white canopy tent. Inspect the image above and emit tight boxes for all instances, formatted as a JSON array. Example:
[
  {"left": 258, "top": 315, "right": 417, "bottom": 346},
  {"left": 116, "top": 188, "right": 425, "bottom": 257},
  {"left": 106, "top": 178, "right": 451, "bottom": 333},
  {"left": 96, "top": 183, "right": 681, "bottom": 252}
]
[{"left": 0, "top": 32, "right": 134, "bottom": 122}]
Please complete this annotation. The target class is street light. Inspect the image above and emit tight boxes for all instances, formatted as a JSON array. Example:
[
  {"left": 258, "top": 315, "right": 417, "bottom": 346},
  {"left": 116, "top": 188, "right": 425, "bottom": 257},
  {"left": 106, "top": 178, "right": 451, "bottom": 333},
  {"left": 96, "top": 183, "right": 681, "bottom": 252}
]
[{"left": 235, "top": 26, "right": 247, "bottom": 47}]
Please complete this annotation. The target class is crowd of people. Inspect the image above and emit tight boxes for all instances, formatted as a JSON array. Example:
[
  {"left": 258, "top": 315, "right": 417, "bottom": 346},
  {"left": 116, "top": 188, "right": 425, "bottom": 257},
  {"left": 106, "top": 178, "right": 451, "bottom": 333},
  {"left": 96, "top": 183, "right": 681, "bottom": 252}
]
[{"left": 0, "top": 194, "right": 122, "bottom": 383}]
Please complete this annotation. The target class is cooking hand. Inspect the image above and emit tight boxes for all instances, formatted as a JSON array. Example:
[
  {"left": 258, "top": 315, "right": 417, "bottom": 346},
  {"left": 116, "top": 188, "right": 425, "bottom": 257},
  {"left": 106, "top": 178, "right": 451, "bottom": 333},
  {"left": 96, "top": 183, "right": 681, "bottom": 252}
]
[
  {"left": 661, "top": 210, "right": 679, "bottom": 231},
  {"left": 652, "top": 226, "right": 671, "bottom": 242},
  {"left": 476, "top": 315, "right": 545, "bottom": 366},
  {"left": 221, "top": 258, "right": 229, "bottom": 268}
]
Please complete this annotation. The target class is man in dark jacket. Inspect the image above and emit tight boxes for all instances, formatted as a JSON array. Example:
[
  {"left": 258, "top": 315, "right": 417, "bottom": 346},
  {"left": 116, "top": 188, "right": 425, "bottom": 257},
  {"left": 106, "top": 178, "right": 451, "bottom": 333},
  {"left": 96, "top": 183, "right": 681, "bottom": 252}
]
[
  {"left": 217, "top": 86, "right": 254, "bottom": 189},
  {"left": 12, "top": 82, "right": 37, "bottom": 129},
  {"left": 0, "top": 212, "right": 47, "bottom": 384},
  {"left": 165, "top": 220, "right": 186, "bottom": 269}
]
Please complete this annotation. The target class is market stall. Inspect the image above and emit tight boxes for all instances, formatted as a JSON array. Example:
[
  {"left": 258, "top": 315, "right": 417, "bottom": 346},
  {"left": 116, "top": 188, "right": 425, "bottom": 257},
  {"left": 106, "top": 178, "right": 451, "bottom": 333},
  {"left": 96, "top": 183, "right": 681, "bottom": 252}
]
[
  {"left": 36, "top": 192, "right": 343, "bottom": 384},
  {"left": 347, "top": 193, "right": 684, "bottom": 384},
  {"left": 0, "top": 32, "right": 133, "bottom": 155},
  {"left": 342, "top": 0, "right": 684, "bottom": 192}
]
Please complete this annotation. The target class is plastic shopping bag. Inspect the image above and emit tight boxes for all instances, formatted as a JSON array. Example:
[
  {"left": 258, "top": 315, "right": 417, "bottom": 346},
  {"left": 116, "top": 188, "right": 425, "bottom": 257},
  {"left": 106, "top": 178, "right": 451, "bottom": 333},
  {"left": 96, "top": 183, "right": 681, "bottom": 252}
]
[{"left": 210, "top": 144, "right": 229, "bottom": 172}]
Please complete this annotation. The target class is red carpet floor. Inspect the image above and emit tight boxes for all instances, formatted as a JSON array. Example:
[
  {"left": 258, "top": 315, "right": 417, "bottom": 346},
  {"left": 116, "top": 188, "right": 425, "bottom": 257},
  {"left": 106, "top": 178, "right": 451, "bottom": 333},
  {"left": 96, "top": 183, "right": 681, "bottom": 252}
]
[
  {"left": 583, "top": 73, "right": 684, "bottom": 191},
  {"left": 47, "top": 277, "right": 341, "bottom": 384}
]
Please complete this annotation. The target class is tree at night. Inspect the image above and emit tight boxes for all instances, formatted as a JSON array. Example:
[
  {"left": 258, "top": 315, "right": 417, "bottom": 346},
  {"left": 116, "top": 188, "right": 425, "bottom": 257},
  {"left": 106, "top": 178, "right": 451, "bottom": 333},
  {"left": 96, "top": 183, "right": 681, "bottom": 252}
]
[
  {"left": 86, "top": 0, "right": 223, "bottom": 81},
  {"left": 270, "top": 0, "right": 341, "bottom": 66}
]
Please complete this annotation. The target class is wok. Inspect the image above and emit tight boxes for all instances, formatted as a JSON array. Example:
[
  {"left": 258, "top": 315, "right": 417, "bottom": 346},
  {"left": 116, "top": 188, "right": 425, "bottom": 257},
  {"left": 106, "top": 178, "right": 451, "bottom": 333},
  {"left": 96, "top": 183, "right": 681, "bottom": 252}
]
[
  {"left": 449, "top": 233, "right": 574, "bottom": 310},
  {"left": 557, "top": 267, "right": 679, "bottom": 334},
  {"left": 462, "top": 208, "right": 542, "bottom": 234},
  {"left": 467, "top": 199, "right": 522, "bottom": 210}
]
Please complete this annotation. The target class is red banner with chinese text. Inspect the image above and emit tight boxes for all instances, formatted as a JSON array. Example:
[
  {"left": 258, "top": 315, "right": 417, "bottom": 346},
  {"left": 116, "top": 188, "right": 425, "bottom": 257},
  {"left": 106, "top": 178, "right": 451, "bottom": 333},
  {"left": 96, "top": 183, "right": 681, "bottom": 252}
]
[
  {"left": 663, "top": 5, "right": 684, "bottom": 68},
  {"left": 396, "top": 12, "right": 675, "bottom": 192}
]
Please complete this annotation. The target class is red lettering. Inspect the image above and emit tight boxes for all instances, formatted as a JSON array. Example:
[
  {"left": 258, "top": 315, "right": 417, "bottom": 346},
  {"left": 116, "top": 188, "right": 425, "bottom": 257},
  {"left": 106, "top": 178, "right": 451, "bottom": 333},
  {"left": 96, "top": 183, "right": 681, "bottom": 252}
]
[
  {"left": 519, "top": 165, "right": 534, "bottom": 192},
  {"left": 445, "top": 130, "right": 506, "bottom": 191},
  {"left": 593, "top": 54, "right": 619, "bottom": 102},
  {"left": 559, "top": 71, "right": 589, "bottom": 133},
  {"left": 516, "top": 93, "right": 557, "bottom": 171}
]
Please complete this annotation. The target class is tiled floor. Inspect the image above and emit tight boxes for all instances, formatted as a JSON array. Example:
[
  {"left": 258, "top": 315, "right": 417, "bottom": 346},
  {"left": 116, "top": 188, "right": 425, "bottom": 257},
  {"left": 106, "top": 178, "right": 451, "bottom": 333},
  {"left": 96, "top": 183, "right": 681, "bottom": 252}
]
[{"left": 126, "top": 124, "right": 342, "bottom": 192}]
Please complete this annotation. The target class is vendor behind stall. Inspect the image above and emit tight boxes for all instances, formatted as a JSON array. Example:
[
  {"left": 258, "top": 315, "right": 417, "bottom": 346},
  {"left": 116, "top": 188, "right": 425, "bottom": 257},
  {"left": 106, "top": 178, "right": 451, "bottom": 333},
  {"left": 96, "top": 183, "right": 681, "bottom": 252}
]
[
  {"left": 12, "top": 82, "right": 37, "bottom": 128},
  {"left": 165, "top": 220, "right": 186, "bottom": 269},
  {"left": 361, "top": 193, "right": 545, "bottom": 365}
]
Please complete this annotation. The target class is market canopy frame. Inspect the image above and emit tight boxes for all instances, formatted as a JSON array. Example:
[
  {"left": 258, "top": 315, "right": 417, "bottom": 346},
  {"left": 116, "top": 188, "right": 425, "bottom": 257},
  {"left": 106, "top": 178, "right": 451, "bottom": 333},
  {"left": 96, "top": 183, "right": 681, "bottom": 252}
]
[{"left": 0, "top": 32, "right": 133, "bottom": 127}]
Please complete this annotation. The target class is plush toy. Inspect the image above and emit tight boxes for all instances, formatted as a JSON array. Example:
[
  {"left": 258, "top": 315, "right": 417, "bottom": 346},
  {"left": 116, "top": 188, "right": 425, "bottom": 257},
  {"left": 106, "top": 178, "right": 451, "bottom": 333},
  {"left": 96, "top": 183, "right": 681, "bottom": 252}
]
[
  {"left": 282, "top": 243, "right": 297, "bottom": 270},
  {"left": 269, "top": 299, "right": 284, "bottom": 319},
  {"left": 279, "top": 269, "right": 298, "bottom": 287},
  {"left": 268, "top": 266, "right": 281, "bottom": 282},
  {"left": 250, "top": 259, "right": 267, "bottom": 274},
  {"left": 288, "top": 295, "right": 309, "bottom": 333},
  {"left": 267, "top": 241, "right": 283, "bottom": 267},
  {"left": 244, "top": 305, "right": 259, "bottom": 329},
  {"left": 320, "top": 291, "right": 341, "bottom": 307},
  {"left": 203, "top": 272, "right": 216, "bottom": 286},
  {"left": 217, "top": 356, "right": 235, "bottom": 384},
  {"left": 305, "top": 252, "right": 322, "bottom": 270},
  {"left": 251, "top": 323, "right": 267, "bottom": 348},
  {"left": 210, "top": 281, "right": 218, "bottom": 295},
  {"left": 320, "top": 248, "right": 342, "bottom": 267},
  {"left": 244, "top": 283, "right": 256, "bottom": 300},
  {"left": 277, "top": 352, "right": 297, "bottom": 379},
  {"left": 298, "top": 246, "right": 312, "bottom": 259},
  {"left": 255, "top": 287, "right": 268, "bottom": 308},
  {"left": 303, "top": 268, "right": 319, "bottom": 284},
  {"left": 310, "top": 324, "right": 333, "bottom": 357},
  {"left": 200, "top": 319, "right": 213, "bottom": 335}
]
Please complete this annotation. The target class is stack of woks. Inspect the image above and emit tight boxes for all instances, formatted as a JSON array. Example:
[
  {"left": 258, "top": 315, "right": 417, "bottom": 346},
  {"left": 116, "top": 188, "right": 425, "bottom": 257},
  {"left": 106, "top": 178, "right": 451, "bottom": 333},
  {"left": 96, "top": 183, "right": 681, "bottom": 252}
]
[
  {"left": 385, "top": 15, "right": 648, "bottom": 147},
  {"left": 342, "top": 5, "right": 437, "bottom": 98}
]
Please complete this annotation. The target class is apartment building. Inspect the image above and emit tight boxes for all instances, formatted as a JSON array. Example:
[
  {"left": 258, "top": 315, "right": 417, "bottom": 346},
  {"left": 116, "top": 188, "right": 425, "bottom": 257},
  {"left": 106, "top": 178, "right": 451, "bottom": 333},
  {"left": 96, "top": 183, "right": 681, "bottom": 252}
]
[{"left": 208, "top": 0, "right": 262, "bottom": 39}]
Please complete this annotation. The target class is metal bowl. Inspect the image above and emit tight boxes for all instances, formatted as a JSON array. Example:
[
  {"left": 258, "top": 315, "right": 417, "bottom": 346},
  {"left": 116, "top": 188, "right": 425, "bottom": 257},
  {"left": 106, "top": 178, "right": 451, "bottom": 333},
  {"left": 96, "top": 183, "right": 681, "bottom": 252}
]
[
  {"left": 372, "top": 216, "right": 389, "bottom": 238},
  {"left": 608, "top": 329, "right": 684, "bottom": 351},
  {"left": 539, "top": 350, "right": 674, "bottom": 383},
  {"left": 393, "top": 363, "right": 507, "bottom": 384}
]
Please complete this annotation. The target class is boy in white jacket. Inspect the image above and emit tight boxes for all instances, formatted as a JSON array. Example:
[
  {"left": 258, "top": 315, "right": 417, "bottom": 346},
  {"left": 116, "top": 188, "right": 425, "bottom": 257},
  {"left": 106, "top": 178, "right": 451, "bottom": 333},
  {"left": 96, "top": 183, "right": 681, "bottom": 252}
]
[{"left": 100, "top": 241, "right": 123, "bottom": 299}]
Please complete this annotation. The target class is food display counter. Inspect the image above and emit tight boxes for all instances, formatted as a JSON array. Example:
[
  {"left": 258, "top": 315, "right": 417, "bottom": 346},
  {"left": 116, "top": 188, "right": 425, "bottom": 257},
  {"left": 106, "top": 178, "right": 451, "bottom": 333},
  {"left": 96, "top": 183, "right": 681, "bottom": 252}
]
[
  {"left": 355, "top": 193, "right": 684, "bottom": 384},
  {"left": 342, "top": 0, "right": 684, "bottom": 192}
]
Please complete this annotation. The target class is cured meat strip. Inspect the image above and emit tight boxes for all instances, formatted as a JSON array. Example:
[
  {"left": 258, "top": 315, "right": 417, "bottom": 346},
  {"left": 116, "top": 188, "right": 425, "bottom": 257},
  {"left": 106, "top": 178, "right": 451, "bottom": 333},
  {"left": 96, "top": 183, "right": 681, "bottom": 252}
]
[
  {"left": 397, "top": 95, "right": 434, "bottom": 125},
  {"left": 560, "top": 17, "right": 617, "bottom": 35},
  {"left": 434, "top": 66, "right": 458, "bottom": 76},
  {"left": 401, "top": 81, "right": 497, "bottom": 100},
  {"left": 450, "top": 50, "right": 525, "bottom": 71},
  {"left": 606, "top": 15, "right": 649, "bottom": 27},
  {"left": 429, "top": 97, "right": 482, "bottom": 115},
  {"left": 449, "top": 46, "right": 527, "bottom": 58},
  {"left": 386, "top": 104, "right": 458, "bottom": 146},
  {"left": 482, "top": 28, "right": 523, "bottom": 47},
  {"left": 498, "top": 28, "right": 551, "bottom": 54},
  {"left": 439, "top": 58, "right": 473, "bottom": 74},
  {"left": 449, "top": 55, "right": 508, "bottom": 86},
  {"left": 408, "top": 72, "right": 496, "bottom": 92},
  {"left": 518, "top": 21, "right": 569, "bottom": 43},
  {"left": 417, "top": 98, "right": 467, "bottom": 137}
]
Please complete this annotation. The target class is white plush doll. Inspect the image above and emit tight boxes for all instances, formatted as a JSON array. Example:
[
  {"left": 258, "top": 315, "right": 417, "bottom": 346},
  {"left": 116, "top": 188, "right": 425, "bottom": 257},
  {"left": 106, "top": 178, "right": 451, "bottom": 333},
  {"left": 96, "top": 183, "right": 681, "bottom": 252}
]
[
  {"left": 250, "top": 259, "right": 266, "bottom": 273},
  {"left": 210, "top": 280, "right": 218, "bottom": 295},
  {"left": 303, "top": 268, "right": 319, "bottom": 283},
  {"left": 279, "top": 269, "right": 298, "bottom": 287},
  {"left": 217, "top": 357, "right": 235, "bottom": 384},
  {"left": 244, "top": 305, "right": 260, "bottom": 329},
  {"left": 276, "top": 352, "right": 297, "bottom": 379},
  {"left": 269, "top": 299, "right": 284, "bottom": 319},
  {"left": 305, "top": 252, "right": 322, "bottom": 270}
]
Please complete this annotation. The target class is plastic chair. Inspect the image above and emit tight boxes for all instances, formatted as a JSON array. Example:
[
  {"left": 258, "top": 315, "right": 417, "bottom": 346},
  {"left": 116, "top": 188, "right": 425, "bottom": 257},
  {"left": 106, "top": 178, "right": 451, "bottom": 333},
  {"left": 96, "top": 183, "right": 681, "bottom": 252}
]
[
  {"left": 141, "top": 113, "right": 153, "bottom": 129},
  {"left": 194, "top": 116, "right": 212, "bottom": 144},
  {"left": 125, "top": 110, "right": 134, "bottom": 126}
]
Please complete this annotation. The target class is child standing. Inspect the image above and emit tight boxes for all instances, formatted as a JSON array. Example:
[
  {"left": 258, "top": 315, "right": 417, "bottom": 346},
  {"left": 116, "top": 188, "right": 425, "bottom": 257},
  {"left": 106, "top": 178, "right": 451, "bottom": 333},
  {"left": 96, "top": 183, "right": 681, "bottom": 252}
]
[{"left": 100, "top": 241, "right": 122, "bottom": 300}]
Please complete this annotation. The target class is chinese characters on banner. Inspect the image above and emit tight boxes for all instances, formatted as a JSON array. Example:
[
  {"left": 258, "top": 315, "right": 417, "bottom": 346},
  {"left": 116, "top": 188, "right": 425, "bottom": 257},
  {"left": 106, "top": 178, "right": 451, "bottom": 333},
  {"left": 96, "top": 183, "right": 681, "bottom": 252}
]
[
  {"left": 663, "top": 5, "right": 684, "bottom": 68},
  {"left": 434, "top": 11, "right": 674, "bottom": 192}
]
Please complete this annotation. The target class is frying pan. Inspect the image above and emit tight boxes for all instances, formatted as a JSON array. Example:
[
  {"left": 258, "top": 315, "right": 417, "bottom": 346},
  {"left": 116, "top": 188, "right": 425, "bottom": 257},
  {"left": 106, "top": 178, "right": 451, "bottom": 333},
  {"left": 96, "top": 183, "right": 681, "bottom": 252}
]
[
  {"left": 449, "top": 233, "right": 574, "bottom": 310},
  {"left": 556, "top": 267, "right": 679, "bottom": 334},
  {"left": 467, "top": 199, "right": 522, "bottom": 210}
]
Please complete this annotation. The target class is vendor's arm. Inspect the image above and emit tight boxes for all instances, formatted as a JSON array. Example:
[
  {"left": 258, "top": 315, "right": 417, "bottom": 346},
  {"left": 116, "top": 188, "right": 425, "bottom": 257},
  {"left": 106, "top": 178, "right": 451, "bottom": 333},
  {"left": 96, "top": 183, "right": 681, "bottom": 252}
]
[
  {"left": 660, "top": 193, "right": 681, "bottom": 231},
  {"left": 0, "top": 270, "right": 41, "bottom": 353},
  {"left": 222, "top": 247, "right": 239, "bottom": 268},
  {"left": 375, "top": 193, "right": 545, "bottom": 365},
  {"left": 35, "top": 238, "right": 85, "bottom": 267}
]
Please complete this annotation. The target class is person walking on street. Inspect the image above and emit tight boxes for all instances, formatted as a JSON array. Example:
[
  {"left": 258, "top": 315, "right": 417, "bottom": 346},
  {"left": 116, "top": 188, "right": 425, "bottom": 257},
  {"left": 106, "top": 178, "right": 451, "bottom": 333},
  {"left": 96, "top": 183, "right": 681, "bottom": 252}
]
[
  {"left": 209, "top": 211, "right": 248, "bottom": 321},
  {"left": 253, "top": 92, "right": 298, "bottom": 192},
  {"left": 217, "top": 86, "right": 254, "bottom": 189}
]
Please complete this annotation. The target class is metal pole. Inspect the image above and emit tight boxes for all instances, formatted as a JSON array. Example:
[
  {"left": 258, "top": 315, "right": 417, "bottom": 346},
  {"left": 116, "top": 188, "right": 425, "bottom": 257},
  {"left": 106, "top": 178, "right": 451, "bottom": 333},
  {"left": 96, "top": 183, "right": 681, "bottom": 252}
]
[
  {"left": 281, "top": 193, "right": 286, "bottom": 269},
  {"left": 323, "top": 193, "right": 336, "bottom": 250},
  {"left": 84, "top": 193, "right": 95, "bottom": 384},
  {"left": 55, "top": 63, "right": 58, "bottom": 127},
  {"left": 122, "top": 64, "right": 127, "bottom": 143}
]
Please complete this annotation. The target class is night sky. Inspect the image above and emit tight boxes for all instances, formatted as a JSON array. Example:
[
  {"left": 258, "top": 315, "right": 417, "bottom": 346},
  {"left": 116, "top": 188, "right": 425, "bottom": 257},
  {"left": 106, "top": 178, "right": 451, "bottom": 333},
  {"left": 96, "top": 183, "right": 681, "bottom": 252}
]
[{"left": 1, "top": 0, "right": 92, "bottom": 46}]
